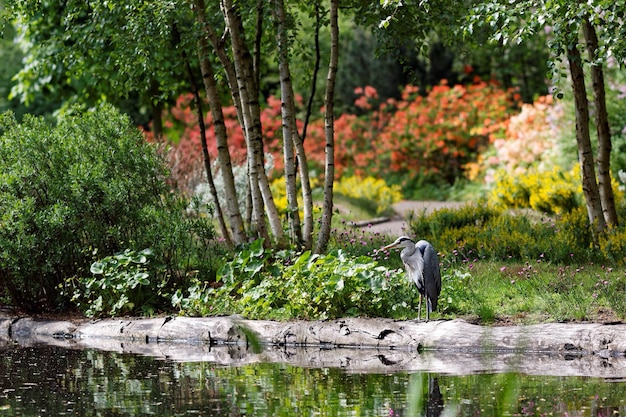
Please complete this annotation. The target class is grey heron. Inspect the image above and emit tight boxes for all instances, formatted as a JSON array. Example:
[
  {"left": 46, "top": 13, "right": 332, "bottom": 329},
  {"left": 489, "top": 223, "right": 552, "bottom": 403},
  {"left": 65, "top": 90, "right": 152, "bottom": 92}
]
[{"left": 383, "top": 236, "right": 441, "bottom": 321}]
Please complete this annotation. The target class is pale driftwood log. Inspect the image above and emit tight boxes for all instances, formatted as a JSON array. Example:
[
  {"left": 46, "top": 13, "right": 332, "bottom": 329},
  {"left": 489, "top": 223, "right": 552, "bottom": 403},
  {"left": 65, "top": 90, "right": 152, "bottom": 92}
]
[{"left": 3, "top": 316, "right": 626, "bottom": 377}]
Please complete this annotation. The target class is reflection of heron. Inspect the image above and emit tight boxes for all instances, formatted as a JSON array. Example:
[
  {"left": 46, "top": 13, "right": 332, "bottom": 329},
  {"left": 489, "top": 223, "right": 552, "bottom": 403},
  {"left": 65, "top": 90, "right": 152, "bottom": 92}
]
[
  {"left": 427, "top": 377, "right": 444, "bottom": 417},
  {"left": 383, "top": 236, "right": 441, "bottom": 321}
]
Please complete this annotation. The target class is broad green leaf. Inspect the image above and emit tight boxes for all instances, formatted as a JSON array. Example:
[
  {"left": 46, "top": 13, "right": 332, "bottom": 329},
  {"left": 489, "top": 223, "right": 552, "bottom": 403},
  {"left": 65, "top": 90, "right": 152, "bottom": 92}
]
[{"left": 90, "top": 262, "right": 104, "bottom": 274}]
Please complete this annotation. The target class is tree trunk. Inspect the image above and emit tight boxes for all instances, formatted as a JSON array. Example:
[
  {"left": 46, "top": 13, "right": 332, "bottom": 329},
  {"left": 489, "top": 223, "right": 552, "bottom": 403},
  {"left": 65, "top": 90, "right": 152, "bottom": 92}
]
[
  {"left": 294, "top": 121, "right": 314, "bottom": 250},
  {"left": 249, "top": 0, "right": 287, "bottom": 245},
  {"left": 301, "top": 2, "right": 322, "bottom": 145},
  {"left": 194, "top": 0, "right": 247, "bottom": 245},
  {"left": 314, "top": 0, "right": 339, "bottom": 254},
  {"left": 195, "top": 0, "right": 253, "bottom": 234},
  {"left": 567, "top": 42, "right": 606, "bottom": 233},
  {"left": 273, "top": 0, "right": 304, "bottom": 246},
  {"left": 221, "top": 0, "right": 270, "bottom": 242},
  {"left": 253, "top": 0, "right": 263, "bottom": 93},
  {"left": 221, "top": 0, "right": 284, "bottom": 244},
  {"left": 182, "top": 47, "right": 233, "bottom": 247},
  {"left": 149, "top": 80, "right": 163, "bottom": 139},
  {"left": 583, "top": 18, "right": 619, "bottom": 227}
]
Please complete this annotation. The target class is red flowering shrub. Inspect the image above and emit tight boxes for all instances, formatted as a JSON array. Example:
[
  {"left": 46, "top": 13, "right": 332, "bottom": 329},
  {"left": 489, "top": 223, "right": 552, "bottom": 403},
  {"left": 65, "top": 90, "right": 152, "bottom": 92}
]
[
  {"left": 326, "top": 79, "right": 519, "bottom": 190},
  {"left": 152, "top": 77, "right": 519, "bottom": 196}
]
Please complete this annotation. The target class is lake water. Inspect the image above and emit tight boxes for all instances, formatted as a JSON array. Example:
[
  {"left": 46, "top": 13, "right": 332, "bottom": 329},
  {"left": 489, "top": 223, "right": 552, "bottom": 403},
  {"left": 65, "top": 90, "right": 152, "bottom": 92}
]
[{"left": 1, "top": 343, "right": 625, "bottom": 416}]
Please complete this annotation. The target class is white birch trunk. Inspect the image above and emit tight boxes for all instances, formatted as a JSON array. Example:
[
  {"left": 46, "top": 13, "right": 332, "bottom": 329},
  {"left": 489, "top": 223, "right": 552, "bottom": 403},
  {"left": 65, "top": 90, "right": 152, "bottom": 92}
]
[
  {"left": 273, "top": 0, "right": 305, "bottom": 246},
  {"left": 314, "top": 0, "right": 339, "bottom": 254},
  {"left": 221, "top": 0, "right": 269, "bottom": 241},
  {"left": 221, "top": 0, "right": 284, "bottom": 243},
  {"left": 194, "top": 0, "right": 247, "bottom": 245},
  {"left": 583, "top": 18, "right": 618, "bottom": 227}
]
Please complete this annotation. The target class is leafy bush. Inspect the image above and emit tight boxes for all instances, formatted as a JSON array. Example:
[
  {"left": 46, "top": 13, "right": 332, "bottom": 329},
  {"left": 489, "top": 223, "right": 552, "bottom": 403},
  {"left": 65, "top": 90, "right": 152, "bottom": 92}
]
[
  {"left": 406, "top": 204, "right": 626, "bottom": 265},
  {"left": 407, "top": 203, "right": 498, "bottom": 238},
  {"left": 334, "top": 176, "right": 402, "bottom": 215},
  {"left": 470, "top": 95, "right": 568, "bottom": 183},
  {"left": 161, "top": 78, "right": 517, "bottom": 198},
  {"left": 489, "top": 166, "right": 582, "bottom": 214},
  {"left": 174, "top": 239, "right": 421, "bottom": 320},
  {"left": 0, "top": 105, "right": 218, "bottom": 312},
  {"left": 599, "top": 227, "right": 626, "bottom": 265}
]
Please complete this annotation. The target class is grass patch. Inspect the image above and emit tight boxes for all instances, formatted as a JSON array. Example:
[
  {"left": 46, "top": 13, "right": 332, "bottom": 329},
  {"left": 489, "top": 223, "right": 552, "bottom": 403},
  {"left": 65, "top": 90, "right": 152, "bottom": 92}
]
[
  {"left": 317, "top": 200, "right": 626, "bottom": 325},
  {"left": 437, "top": 261, "right": 626, "bottom": 325}
]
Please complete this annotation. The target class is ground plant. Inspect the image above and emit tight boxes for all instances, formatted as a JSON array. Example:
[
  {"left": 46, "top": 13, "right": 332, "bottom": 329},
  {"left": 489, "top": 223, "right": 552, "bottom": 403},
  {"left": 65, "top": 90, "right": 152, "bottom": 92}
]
[
  {"left": 70, "top": 249, "right": 157, "bottom": 317},
  {"left": 171, "top": 190, "right": 626, "bottom": 323},
  {"left": 174, "top": 239, "right": 419, "bottom": 320}
]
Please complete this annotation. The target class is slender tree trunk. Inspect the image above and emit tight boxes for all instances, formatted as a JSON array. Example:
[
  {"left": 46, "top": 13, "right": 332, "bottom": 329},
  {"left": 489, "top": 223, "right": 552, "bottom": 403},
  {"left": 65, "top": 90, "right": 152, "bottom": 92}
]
[
  {"left": 246, "top": 12, "right": 285, "bottom": 245},
  {"left": 567, "top": 42, "right": 606, "bottom": 234},
  {"left": 181, "top": 47, "right": 233, "bottom": 247},
  {"left": 251, "top": 2, "right": 283, "bottom": 244},
  {"left": 194, "top": 0, "right": 252, "bottom": 233},
  {"left": 314, "top": 0, "right": 339, "bottom": 254},
  {"left": 149, "top": 80, "right": 163, "bottom": 139},
  {"left": 583, "top": 18, "right": 618, "bottom": 227},
  {"left": 253, "top": 0, "right": 263, "bottom": 93},
  {"left": 194, "top": 0, "right": 247, "bottom": 245},
  {"left": 221, "top": 0, "right": 270, "bottom": 242},
  {"left": 273, "top": 0, "right": 304, "bottom": 246},
  {"left": 301, "top": 1, "right": 322, "bottom": 144}
]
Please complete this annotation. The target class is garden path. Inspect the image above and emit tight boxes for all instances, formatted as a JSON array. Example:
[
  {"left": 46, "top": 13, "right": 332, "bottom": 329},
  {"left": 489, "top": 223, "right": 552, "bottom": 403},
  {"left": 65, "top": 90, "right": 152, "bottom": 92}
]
[{"left": 361, "top": 200, "right": 466, "bottom": 236}]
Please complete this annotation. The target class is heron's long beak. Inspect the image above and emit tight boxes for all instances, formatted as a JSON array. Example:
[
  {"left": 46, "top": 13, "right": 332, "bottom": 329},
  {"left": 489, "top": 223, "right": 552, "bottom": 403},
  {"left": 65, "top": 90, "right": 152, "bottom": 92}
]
[{"left": 382, "top": 242, "right": 399, "bottom": 250}]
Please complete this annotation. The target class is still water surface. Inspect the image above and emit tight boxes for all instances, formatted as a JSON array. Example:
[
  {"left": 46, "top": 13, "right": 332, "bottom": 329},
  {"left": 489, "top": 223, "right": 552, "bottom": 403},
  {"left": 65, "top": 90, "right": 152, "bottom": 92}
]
[{"left": 1, "top": 344, "right": 625, "bottom": 416}]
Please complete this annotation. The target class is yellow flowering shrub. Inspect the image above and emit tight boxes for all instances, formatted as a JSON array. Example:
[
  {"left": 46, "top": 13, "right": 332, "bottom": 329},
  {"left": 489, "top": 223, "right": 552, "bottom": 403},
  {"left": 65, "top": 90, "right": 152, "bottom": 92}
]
[
  {"left": 599, "top": 227, "right": 626, "bottom": 265},
  {"left": 334, "top": 176, "right": 402, "bottom": 215},
  {"left": 270, "top": 176, "right": 321, "bottom": 214},
  {"left": 489, "top": 165, "right": 581, "bottom": 214}
]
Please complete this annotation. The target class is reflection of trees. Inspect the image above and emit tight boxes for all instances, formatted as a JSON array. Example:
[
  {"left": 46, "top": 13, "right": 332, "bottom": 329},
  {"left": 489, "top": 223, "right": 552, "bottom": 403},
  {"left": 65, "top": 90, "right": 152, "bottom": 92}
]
[
  {"left": 2, "top": 346, "right": 626, "bottom": 416},
  {"left": 0, "top": 346, "right": 233, "bottom": 416}
]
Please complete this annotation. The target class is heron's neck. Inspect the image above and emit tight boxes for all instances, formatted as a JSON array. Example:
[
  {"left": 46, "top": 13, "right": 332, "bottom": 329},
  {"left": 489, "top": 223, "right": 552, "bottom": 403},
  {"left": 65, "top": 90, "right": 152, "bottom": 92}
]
[{"left": 402, "top": 245, "right": 418, "bottom": 257}]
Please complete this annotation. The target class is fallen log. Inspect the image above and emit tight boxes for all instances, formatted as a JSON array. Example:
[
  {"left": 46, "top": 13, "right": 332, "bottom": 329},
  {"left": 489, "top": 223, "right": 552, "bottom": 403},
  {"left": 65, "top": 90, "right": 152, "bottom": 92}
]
[{"left": 2, "top": 316, "right": 626, "bottom": 376}]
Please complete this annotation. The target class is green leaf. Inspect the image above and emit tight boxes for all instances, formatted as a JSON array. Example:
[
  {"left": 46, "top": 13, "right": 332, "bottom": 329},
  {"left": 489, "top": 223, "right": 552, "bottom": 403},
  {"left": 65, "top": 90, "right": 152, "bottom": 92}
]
[
  {"left": 249, "top": 238, "right": 265, "bottom": 258},
  {"left": 135, "top": 272, "right": 150, "bottom": 285},
  {"left": 90, "top": 262, "right": 104, "bottom": 275}
]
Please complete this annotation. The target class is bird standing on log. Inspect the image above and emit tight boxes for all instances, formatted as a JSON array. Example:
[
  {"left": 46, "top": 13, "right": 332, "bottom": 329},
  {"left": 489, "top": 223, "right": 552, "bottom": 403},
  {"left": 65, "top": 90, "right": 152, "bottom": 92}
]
[{"left": 383, "top": 236, "right": 441, "bottom": 321}]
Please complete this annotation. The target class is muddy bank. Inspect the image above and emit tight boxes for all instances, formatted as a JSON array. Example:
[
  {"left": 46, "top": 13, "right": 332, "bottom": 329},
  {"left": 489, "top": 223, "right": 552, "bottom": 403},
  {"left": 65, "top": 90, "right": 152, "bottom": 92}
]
[{"left": 2, "top": 316, "right": 626, "bottom": 377}]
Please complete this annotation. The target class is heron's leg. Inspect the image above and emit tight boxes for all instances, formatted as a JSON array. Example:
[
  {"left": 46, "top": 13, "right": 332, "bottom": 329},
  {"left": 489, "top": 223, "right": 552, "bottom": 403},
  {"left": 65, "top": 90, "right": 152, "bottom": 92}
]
[
  {"left": 417, "top": 294, "right": 422, "bottom": 322},
  {"left": 426, "top": 298, "right": 431, "bottom": 322}
]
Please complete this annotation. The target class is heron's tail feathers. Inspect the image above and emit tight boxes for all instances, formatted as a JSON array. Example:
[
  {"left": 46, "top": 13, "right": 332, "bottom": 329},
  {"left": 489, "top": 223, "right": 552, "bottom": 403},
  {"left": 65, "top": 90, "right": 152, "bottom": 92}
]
[{"left": 428, "top": 297, "right": 438, "bottom": 313}]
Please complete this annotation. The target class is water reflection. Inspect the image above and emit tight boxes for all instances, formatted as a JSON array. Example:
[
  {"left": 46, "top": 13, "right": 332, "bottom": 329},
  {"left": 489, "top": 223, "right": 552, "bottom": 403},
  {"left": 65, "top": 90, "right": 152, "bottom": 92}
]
[
  {"left": 428, "top": 377, "right": 444, "bottom": 416},
  {"left": 0, "top": 344, "right": 625, "bottom": 416}
]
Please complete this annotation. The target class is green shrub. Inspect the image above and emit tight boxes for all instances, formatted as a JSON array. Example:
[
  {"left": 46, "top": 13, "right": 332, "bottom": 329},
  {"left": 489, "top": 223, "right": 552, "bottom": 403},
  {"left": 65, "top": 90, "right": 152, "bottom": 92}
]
[
  {"left": 334, "top": 176, "right": 402, "bottom": 215},
  {"left": 599, "top": 227, "right": 626, "bottom": 265},
  {"left": 407, "top": 203, "right": 497, "bottom": 239},
  {"left": 174, "top": 239, "right": 420, "bottom": 320},
  {"left": 0, "top": 105, "right": 217, "bottom": 313},
  {"left": 405, "top": 203, "right": 620, "bottom": 265}
]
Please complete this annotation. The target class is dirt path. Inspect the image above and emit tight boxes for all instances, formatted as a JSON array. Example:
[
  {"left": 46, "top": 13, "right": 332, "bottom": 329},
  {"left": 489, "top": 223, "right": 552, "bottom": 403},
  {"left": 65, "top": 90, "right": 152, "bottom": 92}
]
[{"left": 362, "top": 200, "right": 466, "bottom": 236}]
